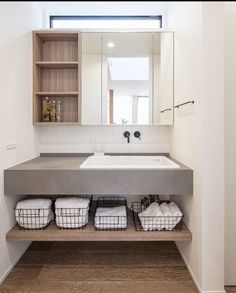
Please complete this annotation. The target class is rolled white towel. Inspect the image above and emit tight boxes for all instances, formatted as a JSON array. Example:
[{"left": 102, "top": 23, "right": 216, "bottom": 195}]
[
  {"left": 138, "top": 202, "right": 164, "bottom": 231},
  {"left": 55, "top": 197, "right": 90, "bottom": 209},
  {"left": 95, "top": 206, "right": 127, "bottom": 229},
  {"left": 139, "top": 202, "right": 162, "bottom": 217},
  {"left": 166, "top": 202, "right": 183, "bottom": 230},
  {"left": 160, "top": 202, "right": 173, "bottom": 230},
  {"left": 169, "top": 202, "right": 183, "bottom": 217},
  {"left": 160, "top": 202, "right": 171, "bottom": 216}
]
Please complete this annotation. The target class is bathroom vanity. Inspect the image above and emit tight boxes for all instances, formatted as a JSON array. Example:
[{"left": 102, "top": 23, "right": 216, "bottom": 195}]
[
  {"left": 4, "top": 154, "right": 192, "bottom": 195},
  {"left": 5, "top": 153, "right": 192, "bottom": 242},
  {"left": 5, "top": 30, "right": 193, "bottom": 243}
]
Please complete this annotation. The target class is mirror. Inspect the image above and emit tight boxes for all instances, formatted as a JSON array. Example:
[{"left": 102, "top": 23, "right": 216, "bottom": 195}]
[{"left": 81, "top": 32, "right": 174, "bottom": 125}]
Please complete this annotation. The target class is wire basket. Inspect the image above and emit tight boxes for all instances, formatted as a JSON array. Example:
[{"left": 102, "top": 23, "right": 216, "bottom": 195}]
[
  {"left": 132, "top": 201, "right": 183, "bottom": 232},
  {"left": 94, "top": 196, "right": 128, "bottom": 231},
  {"left": 55, "top": 195, "right": 92, "bottom": 229},
  {"left": 15, "top": 207, "right": 53, "bottom": 230}
]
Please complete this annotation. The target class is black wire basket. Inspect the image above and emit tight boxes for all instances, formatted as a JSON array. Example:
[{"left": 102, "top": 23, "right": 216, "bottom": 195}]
[
  {"left": 94, "top": 196, "right": 128, "bottom": 231},
  {"left": 15, "top": 206, "right": 53, "bottom": 230},
  {"left": 55, "top": 195, "right": 92, "bottom": 229},
  {"left": 132, "top": 201, "right": 183, "bottom": 232}
]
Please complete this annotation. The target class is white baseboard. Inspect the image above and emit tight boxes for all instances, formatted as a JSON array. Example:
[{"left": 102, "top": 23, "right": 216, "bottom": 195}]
[
  {"left": 0, "top": 242, "right": 31, "bottom": 285},
  {"left": 177, "top": 247, "right": 225, "bottom": 293}
]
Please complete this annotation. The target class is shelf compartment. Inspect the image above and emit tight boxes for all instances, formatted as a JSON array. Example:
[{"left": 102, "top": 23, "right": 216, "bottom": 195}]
[
  {"left": 35, "top": 61, "right": 79, "bottom": 69},
  {"left": 34, "top": 32, "right": 79, "bottom": 62},
  {"left": 6, "top": 210, "right": 192, "bottom": 242},
  {"left": 34, "top": 122, "right": 80, "bottom": 126},
  {"left": 33, "top": 31, "right": 81, "bottom": 125},
  {"left": 34, "top": 95, "right": 79, "bottom": 124},
  {"left": 35, "top": 68, "right": 78, "bottom": 92}
]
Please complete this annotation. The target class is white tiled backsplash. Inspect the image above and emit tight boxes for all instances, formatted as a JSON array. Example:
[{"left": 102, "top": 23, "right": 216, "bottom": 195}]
[{"left": 36, "top": 125, "right": 170, "bottom": 154}]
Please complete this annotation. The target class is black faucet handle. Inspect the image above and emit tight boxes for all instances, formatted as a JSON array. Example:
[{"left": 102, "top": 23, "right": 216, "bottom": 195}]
[
  {"left": 123, "top": 131, "right": 131, "bottom": 143},
  {"left": 134, "top": 131, "right": 141, "bottom": 140}
]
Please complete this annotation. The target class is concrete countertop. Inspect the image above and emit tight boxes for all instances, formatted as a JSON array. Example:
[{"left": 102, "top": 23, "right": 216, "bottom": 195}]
[
  {"left": 4, "top": 153, "right": 193, "bottom": 195},
  {"left": 6, "top": 153, "right": 191, "bottom": 171}
]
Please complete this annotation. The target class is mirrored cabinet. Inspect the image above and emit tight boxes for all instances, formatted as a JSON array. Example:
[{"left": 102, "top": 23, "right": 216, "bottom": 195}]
[{"left": 33, "top": 30, "right": 174, "bottom": 125}]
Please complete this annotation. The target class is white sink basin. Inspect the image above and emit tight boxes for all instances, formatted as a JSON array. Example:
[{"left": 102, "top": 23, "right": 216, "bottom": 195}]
[{"left": 80, "top": 155, "right": 180, "bottom": 170}]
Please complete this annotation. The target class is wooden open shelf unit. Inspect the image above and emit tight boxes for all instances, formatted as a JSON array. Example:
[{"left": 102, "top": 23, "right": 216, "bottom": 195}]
[
  {"left": 6, "top": 210, "right": 192, "bottom": 242},
  {"left": 33, "top": 30, "right": 81, "bottom": 124}
]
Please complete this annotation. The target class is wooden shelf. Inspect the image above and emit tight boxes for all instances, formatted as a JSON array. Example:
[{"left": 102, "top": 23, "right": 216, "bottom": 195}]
[
  {"left": 35, "top": 61, "right": 79, "bottom": 69},
  {"left": 33, "top": 30, "right": 81, "bottom": 124},
  {"left": 35, "top": 31, "right": 79, "bottom": 41},
  {"left": 36, "top": 92, "right": 78, "bottom": 97},
  {"left": 34, "top": 122, "right": 80, "bottom": 126},
  {"left": 6, "top": 211, "right": 192, "bottom": 242}
]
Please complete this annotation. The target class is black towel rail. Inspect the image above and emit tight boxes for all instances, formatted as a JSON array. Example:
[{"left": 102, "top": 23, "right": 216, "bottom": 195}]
[
  {"left": 160, "top": 108, "right": 172, "bottom": 113},
  {"left": 174, "top": 100, "right": 194, "bottom": 108}
]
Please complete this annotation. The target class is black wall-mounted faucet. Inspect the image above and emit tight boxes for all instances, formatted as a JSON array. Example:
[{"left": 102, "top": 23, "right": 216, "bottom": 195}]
[
  {"left": 123, "top": 131, "right": 131, "bottom": 143},
  {"left": 134, "top": 131, "right": 141, "bottom": 140}
]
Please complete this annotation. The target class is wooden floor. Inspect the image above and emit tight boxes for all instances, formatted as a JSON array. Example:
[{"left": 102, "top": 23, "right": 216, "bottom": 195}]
[
  {"left": 226, "top": 287, "right": 236, "bottom": 292},
  {"left": 0, "top": 241, "right": 199, "bottom": 293}
]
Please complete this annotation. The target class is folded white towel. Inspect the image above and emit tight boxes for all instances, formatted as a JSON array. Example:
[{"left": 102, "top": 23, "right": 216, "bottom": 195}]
[
  {"left": 15, "top": 198, "right": 52, "bottom": 218},
  {"left": 56, "top": 214, "right": 89, "bottom": 228},
  {"left": 15, "top": 208, "right": 51, "bottom": 218},
  {"left": 55, "top": 207, "right": 89, "bottom": 217},
  {"left": 138, "top": 202, "right": 164, "bottom": 231},
  {"left": 16, "top": 198, "right": 52, "bottom": 209},
  {"left": 55, "top": 197, "right": 90, "bottom": 209},
  {"left": 16, "top": 211, "right": 53, "bottom": 229},
  {"left": 95, "top": 206, "right": 127, "bottom": 229},
  {"left": 96, "top": 206, "right": 126, "bottom": 217},
  {"left": 169, "top": 202, "right": 183, "bottom": 217},
  {"left": 55, "top": 206, "right": 89, "bottom": 228}
]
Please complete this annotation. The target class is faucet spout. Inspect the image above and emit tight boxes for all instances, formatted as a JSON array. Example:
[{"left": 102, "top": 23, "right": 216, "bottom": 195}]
[{"left": 123, "top": 131, "right": 131, "bottom": 143}]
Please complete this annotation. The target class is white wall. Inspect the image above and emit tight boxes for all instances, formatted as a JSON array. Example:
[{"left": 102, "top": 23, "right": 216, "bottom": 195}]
[
  {"left": 168, "top": 2, "right": 225, "bottom": 292},
  {"left": 0, "top": 2, "right": 41, "bottom": 283},
  {"left": 36, "top": 125, "right": 170, "bottom": 154},
  {"left": 225, "top": 2, "right": 236, "bottom": 286}
]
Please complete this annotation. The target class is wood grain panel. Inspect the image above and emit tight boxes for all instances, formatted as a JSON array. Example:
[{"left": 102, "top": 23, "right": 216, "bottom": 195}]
[
  {"left": 42, "top": 41, "right": 78, "bottom": 62},
  {"left": 42, "top": 69, "right": 78, "bottom": 92}
]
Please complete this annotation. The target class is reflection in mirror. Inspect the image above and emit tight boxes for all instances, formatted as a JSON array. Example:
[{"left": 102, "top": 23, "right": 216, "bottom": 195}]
[
  {"left": 108, "top": 57, "right": 149, "bottom": 124},
  {"left": 81, "top": 32, "right": 174, "bottom": 125},
  {"left": 153, "top": 32, "right": 174, "bottom": 125},
  {"left": 102, "top": 33, "right": 153, "bottom": 125},
  {"left": 82, "top": 33, "right": 102, "bottom": 125}
]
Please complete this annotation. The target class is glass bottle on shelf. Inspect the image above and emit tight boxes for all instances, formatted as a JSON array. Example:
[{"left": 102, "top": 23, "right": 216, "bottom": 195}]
[
  {"left": 42, "top": 96, "right": 50, "bottom": 122},
  {"left": 50, "top": 100, "right": 56, "bottom": 122},
  {"left": 56, "top": 100, "right": 61, "bottom": 122}
]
